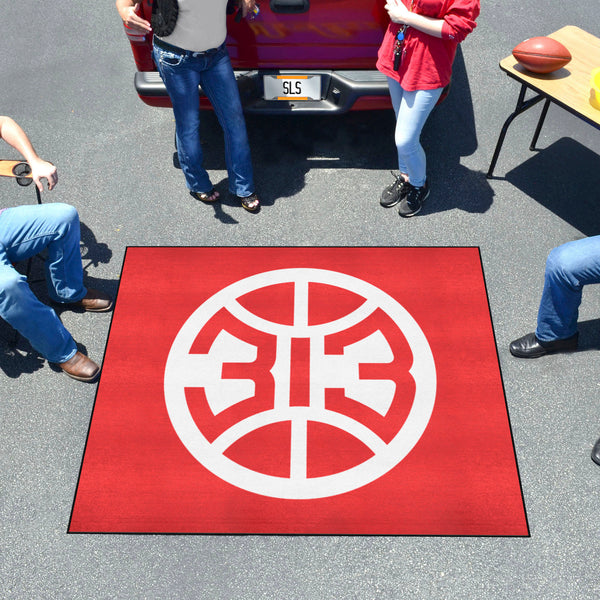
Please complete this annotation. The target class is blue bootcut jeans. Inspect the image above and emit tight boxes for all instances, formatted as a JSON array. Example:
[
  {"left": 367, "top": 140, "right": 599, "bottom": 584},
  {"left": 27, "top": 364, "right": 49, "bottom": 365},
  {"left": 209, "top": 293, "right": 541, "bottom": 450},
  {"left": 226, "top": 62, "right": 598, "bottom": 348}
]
[
  {"left": 536, "top": 236, "right": 600, "bottom": 342},
  {"left": 0, "top": 203, "right": 86, "bottom": 363},
  {"left": 153, "top": 41, "right": 254, "bottom": 198}
]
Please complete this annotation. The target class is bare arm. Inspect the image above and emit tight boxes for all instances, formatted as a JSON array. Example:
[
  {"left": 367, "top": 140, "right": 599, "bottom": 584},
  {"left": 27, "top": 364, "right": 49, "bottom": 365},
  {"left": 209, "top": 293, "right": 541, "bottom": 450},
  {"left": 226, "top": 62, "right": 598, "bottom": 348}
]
[
  {"left": 384, "top": 0, "right": 444, "bottom": 38},
  {"left": 116, "top": 0, "right": 151, "bottom": 33},
  {"left": 242, "top": 0, "right": 257, "bottom": 17},
  {"left": 0, "top": 116, "right": 57, "bottom": 191}
]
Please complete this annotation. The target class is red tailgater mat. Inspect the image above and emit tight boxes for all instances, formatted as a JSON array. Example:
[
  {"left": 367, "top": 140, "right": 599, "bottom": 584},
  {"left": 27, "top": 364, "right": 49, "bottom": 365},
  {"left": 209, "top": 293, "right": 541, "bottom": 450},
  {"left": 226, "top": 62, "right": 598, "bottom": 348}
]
[{"left": 69, "top": 247, "right": 529, "bottom": 536}]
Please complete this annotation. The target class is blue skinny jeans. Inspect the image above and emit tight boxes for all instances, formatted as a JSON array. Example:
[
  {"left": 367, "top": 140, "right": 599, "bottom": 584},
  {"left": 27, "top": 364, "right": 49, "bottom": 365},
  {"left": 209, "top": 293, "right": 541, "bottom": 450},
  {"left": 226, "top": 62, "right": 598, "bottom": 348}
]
[{"left": 387, "top": 78, "right": 443, "bottom": 188}]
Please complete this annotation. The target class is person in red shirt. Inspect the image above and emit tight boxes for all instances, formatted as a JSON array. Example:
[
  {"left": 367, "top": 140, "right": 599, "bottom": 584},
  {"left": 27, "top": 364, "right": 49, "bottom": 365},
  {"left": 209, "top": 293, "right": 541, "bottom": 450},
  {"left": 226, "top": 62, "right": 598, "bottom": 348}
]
[{"left": 377, "top": 0, "right": 479, "bottom": 217}]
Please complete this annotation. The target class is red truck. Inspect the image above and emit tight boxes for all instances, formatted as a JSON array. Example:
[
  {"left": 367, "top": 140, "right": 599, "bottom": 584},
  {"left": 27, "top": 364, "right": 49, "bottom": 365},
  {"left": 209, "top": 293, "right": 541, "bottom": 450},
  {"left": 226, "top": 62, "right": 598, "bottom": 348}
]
[{"left": 124, "top": 0, "right": 392, "bottom": 114}]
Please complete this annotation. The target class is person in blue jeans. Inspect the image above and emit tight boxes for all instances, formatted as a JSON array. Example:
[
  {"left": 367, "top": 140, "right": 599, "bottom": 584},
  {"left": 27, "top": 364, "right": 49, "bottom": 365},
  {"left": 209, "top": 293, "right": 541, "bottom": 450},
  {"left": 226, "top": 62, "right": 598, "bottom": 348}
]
[
  {"left": 116, "top": 0, "right": 260, "bottom": 212},
  {"left": 0, "top": 116, "right": 112, "bottom": 382},
  {"left": 509, "top": 236, "right": 600, "bottom": 359},
  {"left": 509, "top": 236, "right": 600, "bottom": 466},
  {"left": 376, "top": 0, "right": 479, "bottom": 217}
]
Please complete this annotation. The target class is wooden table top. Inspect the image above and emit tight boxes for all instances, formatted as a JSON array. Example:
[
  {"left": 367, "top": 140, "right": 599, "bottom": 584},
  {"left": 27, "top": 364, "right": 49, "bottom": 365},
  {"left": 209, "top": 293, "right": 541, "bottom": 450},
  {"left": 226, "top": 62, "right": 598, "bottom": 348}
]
[{"left": 500, "top": 25, "right": 600, "bottom": 127}]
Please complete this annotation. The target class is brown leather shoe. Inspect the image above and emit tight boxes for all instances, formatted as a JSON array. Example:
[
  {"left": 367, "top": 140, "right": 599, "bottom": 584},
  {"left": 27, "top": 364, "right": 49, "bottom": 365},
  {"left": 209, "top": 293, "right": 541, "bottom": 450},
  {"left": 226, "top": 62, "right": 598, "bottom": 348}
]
[
  {"left": 70, "top": 289, "right": 113, "bottom": 312},
  {"left": 59, "top": 351, "right": 100, "bottom": 382}
]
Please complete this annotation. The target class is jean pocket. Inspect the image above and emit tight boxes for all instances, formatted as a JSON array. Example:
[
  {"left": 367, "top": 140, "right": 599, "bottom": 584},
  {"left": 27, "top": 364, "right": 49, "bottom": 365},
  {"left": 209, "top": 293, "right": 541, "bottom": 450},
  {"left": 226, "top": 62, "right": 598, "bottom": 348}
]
[{"left": 157, "top": 48, "right": 184, "bottom": 68}]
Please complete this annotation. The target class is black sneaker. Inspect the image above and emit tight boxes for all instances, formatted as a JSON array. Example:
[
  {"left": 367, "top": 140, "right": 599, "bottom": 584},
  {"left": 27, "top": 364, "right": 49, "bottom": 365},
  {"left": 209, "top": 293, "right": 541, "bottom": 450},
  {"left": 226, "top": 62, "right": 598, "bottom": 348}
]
[
  {"left": 380, "top": 172, "right": 410, "bottom": 207},
  {"left": 398, "top": 180, "right": 430, "bottom": 217}
]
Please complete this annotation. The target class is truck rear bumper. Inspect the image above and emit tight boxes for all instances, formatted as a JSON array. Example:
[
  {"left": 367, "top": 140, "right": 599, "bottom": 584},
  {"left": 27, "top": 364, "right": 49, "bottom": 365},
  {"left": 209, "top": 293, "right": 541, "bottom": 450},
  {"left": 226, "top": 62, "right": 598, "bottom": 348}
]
[{"left": 134, "top": 69, "right": 391, "bottom": 114}]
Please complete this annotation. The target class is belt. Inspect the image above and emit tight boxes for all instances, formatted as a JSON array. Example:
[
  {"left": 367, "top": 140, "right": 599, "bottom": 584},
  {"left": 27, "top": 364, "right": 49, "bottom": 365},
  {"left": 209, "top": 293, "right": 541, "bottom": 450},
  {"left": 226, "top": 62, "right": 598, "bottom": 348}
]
[{"left": 153, "top": 35, "right": 220, "bottom": 57}]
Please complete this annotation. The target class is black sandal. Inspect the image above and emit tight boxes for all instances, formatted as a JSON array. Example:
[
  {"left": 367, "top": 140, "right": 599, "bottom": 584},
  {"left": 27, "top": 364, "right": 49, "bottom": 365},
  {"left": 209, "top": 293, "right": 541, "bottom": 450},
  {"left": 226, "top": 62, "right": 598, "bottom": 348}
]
[
  {"left": 238, "top": 193, "right": 260, "bottom": 212},
  {"left": 191, "top": 188, "right": 220, "bottom": 203}
]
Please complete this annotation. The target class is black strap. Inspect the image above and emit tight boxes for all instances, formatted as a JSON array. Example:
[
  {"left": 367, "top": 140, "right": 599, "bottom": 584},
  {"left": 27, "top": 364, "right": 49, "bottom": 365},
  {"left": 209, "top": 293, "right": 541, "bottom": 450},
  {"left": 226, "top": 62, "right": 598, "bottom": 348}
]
[{"left": 151, "top": 0, "right": 179, "bottom": 38}]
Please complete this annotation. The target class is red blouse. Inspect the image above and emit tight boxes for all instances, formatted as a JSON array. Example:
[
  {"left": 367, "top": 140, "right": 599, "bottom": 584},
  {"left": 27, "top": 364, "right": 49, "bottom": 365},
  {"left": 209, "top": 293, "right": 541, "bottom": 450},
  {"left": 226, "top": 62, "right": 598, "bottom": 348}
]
[{"left": 376, "top": 0, "right": 480, "bottom": 91}]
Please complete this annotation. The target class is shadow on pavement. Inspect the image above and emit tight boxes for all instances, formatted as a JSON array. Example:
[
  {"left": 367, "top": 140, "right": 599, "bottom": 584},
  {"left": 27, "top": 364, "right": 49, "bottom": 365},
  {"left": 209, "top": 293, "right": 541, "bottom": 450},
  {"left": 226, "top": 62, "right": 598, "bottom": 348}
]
[
  {"left": 422, "top": 46, "right": 494, "bottom": 216},
  {"left": 505, "top": 137, "right": 600, "bottom": 236},
  {"left": 189, "top": 46, "right": 493, "bottom": 219},
  {"left": 577, "top": 318, "right": 600, "bottom": 351}
]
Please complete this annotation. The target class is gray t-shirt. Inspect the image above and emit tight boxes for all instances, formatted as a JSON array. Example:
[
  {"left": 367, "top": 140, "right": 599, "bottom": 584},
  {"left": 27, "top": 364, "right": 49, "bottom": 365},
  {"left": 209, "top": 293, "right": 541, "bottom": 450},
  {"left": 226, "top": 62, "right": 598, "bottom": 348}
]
[{"left": 160, "top": 0, "right": 229, "bottom": 53}]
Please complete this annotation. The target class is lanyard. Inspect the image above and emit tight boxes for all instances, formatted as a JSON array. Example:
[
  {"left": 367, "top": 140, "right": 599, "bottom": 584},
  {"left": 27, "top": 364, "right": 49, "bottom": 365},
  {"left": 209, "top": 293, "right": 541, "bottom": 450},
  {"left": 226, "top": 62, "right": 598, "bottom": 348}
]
[{"left": 392, "top": 0, "right": 416, "bottom": 71}]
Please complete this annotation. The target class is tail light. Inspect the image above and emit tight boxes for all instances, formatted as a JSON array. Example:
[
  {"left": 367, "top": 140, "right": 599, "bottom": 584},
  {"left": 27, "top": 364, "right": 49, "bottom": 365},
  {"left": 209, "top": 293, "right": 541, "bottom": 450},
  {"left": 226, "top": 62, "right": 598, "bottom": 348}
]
[
  {"left": 124, "top": 25, "right": 148, "bottom": 43},
  {"left": 123, "top": 2, "right": 150, "bottom": 43}
]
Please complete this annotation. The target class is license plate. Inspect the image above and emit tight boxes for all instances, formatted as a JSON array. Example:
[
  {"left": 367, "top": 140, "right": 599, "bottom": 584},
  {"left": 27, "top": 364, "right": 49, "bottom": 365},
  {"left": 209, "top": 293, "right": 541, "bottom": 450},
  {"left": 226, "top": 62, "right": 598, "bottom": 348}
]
[{"left": 263, "top": 75, "right": 321, "bottom": 101}]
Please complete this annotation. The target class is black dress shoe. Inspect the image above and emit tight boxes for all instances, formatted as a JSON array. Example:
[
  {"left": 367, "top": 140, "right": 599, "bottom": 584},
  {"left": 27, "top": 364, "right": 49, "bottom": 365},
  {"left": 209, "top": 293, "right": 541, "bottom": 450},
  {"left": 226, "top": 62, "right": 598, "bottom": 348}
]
[
  {"left": 509, "top": 331, "right": 578, "bottom": 358},
  {"left": 592, "top": 437, "right": 600, "bottom": 466}
]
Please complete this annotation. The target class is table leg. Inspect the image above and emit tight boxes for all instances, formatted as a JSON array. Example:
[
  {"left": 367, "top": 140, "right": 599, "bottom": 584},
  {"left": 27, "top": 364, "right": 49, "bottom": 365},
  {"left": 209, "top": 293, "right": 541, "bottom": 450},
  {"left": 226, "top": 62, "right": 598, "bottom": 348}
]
[
  {"left": 487, "top": 84, "right": 546, "bottom": 178},
  {"left": 530, "top": 98, "right": 551, "bottom": 151}
]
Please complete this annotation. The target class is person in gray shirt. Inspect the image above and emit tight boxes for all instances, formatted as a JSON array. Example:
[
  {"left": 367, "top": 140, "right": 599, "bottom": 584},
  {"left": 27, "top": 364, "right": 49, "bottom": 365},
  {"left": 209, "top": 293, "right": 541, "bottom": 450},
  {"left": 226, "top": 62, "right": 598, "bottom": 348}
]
[{"left": 117, "top": 0, "right": 261, "bottom": 212}]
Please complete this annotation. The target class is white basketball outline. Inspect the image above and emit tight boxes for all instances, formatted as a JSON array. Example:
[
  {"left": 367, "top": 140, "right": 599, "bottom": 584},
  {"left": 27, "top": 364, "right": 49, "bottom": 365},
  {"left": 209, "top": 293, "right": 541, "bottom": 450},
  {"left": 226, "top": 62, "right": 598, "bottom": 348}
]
[{"left": 164, "top": 268, "right": 436, "bottom": 499}]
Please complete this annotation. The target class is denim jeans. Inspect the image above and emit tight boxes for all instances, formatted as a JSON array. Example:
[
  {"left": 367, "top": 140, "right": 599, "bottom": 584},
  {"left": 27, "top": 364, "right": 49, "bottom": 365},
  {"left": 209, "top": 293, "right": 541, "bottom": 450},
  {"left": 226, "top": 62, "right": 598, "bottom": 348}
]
[
  {"left": 153, "top": 41, "right": 254, "bottom": 197},
  {"left": 536, "top": 236, "right": 600, "bottom": 342},
  {"left": 387, "top": 78, "right": 443, "bottom": 187},
  {"left": 0, "top": 203, "right": 86, "bottom": 362}
]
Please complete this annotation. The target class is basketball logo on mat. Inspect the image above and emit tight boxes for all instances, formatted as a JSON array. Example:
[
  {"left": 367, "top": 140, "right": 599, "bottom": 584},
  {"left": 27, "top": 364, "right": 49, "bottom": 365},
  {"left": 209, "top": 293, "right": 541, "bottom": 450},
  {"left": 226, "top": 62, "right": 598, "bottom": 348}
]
[{"left": 164, "top": 268, "right": 436, "bottom": 499}]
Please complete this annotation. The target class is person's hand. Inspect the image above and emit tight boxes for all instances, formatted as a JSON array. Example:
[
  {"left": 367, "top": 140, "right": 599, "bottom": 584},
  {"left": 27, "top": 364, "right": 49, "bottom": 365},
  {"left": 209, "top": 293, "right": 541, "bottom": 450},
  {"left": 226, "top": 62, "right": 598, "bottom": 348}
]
[
  {"left": 240, "top": 0, "right": 257, "bottom": 18},
  {"left": 117, "top": 3, "right": 152, "bottom": 34},
  {"left": 29, "top": 158, "right": 57, "bottom": 191},
  {"left": 384, "top": 0, "right": 412, "bottom": 25}
]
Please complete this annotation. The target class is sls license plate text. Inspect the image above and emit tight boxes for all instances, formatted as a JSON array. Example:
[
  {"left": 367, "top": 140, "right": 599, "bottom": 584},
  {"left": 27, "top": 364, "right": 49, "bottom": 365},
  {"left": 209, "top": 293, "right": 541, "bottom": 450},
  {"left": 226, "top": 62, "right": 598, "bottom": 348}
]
[{"left": 263, "top": 75, "right": 321, "bottom": 101}]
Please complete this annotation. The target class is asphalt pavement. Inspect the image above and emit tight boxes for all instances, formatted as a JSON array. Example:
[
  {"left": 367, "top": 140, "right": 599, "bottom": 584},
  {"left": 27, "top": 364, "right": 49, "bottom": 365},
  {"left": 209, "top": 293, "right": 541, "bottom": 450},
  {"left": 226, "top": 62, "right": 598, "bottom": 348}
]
[{"left": 1, "top": 1, "right": 600, "bottom": 598}]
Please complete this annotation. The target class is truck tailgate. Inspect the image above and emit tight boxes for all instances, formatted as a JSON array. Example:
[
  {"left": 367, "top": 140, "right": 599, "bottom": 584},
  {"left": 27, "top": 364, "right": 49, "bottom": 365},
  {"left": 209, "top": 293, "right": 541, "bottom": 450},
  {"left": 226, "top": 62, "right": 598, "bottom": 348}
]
[{"left": 227, "top": 0, "right": 388, "bottom": 70}]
